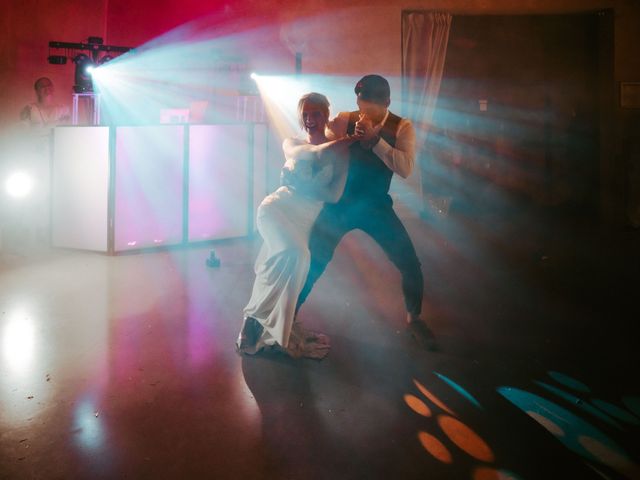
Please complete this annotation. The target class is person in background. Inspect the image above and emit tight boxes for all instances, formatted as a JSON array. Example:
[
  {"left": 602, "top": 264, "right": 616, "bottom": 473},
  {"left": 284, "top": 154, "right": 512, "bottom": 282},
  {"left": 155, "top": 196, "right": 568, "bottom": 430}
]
[{"left": 20, "top": 77, "right": 70, "bottom": 132}]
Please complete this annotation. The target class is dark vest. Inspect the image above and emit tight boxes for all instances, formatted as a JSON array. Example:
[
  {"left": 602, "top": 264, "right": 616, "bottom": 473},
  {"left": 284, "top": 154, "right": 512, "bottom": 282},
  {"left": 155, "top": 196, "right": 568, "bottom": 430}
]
[{"left": 339, "top": 110, "right": 402, "bottom": 204}]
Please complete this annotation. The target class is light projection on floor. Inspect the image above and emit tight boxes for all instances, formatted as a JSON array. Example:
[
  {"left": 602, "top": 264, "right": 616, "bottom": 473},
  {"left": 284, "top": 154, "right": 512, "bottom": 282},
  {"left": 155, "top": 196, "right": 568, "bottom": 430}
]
[
  {"left": 498, "top": 370, "right": 640, "bottom": 479},
  {"left": 1, "top": 309, "right": 36, "bottom": 376},
  {"left": 534, "top": 380, "right": 623, "bottom": 429},
  {"left": 404, "top": 369, "right": 639, "bottom": 478},
  {"left": 434, "top": 371, "right": 483, "bottom": 410},
  {"left": 73, "top": 392, "right": 106, "bottom": 453},
  {"left": 405, "top": 375, "right": 522, "bottom": 480},
  {"left": 0, "top": 306, "right": 53, "bottom": 426},
  {"left": 622, "top": 396, "right": 640, "bottom": 418}
]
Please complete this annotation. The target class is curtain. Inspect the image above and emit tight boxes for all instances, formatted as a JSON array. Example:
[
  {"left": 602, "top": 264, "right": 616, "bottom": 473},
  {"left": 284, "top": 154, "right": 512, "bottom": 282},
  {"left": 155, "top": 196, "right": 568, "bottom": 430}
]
[{"left": 399, "top": 11, "right": 452, "bottom": 216}]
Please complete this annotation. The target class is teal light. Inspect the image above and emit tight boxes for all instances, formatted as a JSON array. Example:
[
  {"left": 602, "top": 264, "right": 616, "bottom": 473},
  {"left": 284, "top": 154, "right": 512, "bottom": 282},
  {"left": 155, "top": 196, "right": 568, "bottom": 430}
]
[
  {"left": 535, "top": 381, "right": 621, "bottom": 429},
  {"left": 434, "top": 371, "right": 482, "bottom": 409},
  {"left": 498, "top": 386, "right": 637, "bottom": 477},
  {"left": 547, "top": 371, "right": 590, "bottom": 393}
]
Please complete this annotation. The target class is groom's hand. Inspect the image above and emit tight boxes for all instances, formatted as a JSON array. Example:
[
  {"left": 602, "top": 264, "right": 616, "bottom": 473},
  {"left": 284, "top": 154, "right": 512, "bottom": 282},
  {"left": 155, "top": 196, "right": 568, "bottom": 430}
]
[
  {"left": 355, "top": 114, "right": 372, "bottom": 137},
  {"left": 356, "top": 115, "right": 380, "bottom": 150}
]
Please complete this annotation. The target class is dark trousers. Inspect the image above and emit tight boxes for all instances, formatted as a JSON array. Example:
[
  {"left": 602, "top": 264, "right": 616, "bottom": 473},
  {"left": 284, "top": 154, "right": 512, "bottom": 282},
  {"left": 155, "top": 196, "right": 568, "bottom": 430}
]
[{"left": 297, "top": 196, "right": 424, "bottom": 315}]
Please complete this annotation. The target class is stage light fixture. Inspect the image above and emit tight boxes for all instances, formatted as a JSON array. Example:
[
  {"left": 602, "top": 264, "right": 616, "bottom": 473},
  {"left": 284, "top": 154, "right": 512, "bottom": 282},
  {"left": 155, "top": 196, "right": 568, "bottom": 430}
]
[
  {"left": 48, "top": 55, "right": 67, "bottom": 65},
  {"left": 73, "top": 53, "right": 97, "bottom": 93},
  {"left": 98, "top": 55, "right": 114, "bottom": 65},
  {"left": 47, "top": 38, "right": 132, "bottom": 93}
]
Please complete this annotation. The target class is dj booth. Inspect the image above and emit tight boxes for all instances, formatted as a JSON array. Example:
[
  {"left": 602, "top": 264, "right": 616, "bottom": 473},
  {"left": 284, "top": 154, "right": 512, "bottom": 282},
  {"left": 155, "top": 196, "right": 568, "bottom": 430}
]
[{"left": 51, "top": 124, "right": 269, "bottom": 254}]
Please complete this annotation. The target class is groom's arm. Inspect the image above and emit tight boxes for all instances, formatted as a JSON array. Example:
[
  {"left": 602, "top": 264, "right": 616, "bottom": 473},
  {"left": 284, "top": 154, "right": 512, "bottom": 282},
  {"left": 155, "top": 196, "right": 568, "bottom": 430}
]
[{"left": 371, "top": 119, "right": 416, "bottom": 179}]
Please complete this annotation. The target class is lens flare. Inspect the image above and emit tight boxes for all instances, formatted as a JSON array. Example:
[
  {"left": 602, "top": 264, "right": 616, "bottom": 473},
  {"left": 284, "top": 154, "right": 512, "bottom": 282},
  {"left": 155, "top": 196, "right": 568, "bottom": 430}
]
[{"left": 5, "top": 171, "right": 34, "bottom": 198}]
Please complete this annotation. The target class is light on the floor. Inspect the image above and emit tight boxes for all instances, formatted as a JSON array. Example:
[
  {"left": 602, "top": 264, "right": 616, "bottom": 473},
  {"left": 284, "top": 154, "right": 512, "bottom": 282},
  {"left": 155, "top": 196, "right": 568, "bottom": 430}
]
[
  {"left": 535, "top": 380, "right": 621, "bottom": 428},
  {"left": 413, "top": 379, "right": 456, "bottom": 416},
  {"left": 74, "top": 395, "right": 105, "bottom": 451},
  {"left": 418, "top": 431, "right": 452, "bottom": 463},
  {"left": 437, "top": 415, "right": 495, "bottom": 462},
  {"left": 497, "top": 386, "right": 638, "bottom": 478},
  {"left": 2, "top": 311, "right": 35, "bottom": 374},
  {"left": 434, "top": 372, "right": 483, "bottom": 409},
  {"left": 404, "top": 394, "right": 432, "bottom": 417},
  {"left": 472, "top": 466, "right": 523, "bottom": 480},
  {"left": 591, "top": 398, "right": 640, "bottom": 425},
  {"left": 547, "top": 370, "right": 590, "bottom": 393},
  {"left": 409, "top": 377, "right": 496, "bottom": 469},
  {"left": 5, "top": 171, "right": 34, "bottom": 199}
]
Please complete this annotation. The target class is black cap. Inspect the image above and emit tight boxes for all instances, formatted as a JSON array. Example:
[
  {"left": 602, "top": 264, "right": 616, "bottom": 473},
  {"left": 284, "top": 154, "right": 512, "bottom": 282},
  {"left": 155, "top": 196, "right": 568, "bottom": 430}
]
[{"left": 354, "top": 74, "right": 390, "bottom": 105}]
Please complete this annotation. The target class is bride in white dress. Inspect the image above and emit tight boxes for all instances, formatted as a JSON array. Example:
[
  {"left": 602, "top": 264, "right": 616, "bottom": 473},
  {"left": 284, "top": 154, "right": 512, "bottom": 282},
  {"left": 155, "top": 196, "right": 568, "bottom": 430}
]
[{"left": 237, "top": 92, "right": 359, "bottom": 359}]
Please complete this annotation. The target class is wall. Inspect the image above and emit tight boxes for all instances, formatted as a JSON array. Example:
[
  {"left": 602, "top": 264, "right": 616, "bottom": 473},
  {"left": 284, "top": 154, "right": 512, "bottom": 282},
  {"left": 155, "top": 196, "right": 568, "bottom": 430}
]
[
  {"left": 428, "top": 14, "right": 602, "bottom": 216},
  {"left": 1, "top": 0, "right": 638, "bottom": 224},
  {"left": 0, "top": 0, "right": 107, "bottom": 129},
  {"left": 6, "top": 0, "right": 632, "bottom": 125}
]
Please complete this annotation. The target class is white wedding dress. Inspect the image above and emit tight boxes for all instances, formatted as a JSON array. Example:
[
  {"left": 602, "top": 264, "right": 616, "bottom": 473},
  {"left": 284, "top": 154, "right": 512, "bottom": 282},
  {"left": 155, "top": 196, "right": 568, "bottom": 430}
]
[{"left": 237, "top": 140, "right": 334, "bottom": 355}]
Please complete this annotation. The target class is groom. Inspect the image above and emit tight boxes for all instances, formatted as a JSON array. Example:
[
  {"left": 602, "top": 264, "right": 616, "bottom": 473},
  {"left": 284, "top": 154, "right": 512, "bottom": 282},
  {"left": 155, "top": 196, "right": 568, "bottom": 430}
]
[{"left": 296, "top": 74, "right": 435, "bottom": 350}]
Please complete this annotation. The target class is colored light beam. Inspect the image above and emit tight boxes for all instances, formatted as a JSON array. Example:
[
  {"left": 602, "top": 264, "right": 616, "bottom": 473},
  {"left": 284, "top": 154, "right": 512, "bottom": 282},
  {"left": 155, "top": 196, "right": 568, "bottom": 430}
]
[
  {"left": 91, "top": 12, "right": 289, "bottom": 126},
  {"left": 547, "top": 371, "right": 590, "bottom": 393},
  {"left": 498, "top": 386, "right": 639, "bottom": 478},
  {"left": 434, "top": 372, "right": 483, "bottom": 410},
  {"left": 534, "top": 381, "right": 621, "bottom": 430}
]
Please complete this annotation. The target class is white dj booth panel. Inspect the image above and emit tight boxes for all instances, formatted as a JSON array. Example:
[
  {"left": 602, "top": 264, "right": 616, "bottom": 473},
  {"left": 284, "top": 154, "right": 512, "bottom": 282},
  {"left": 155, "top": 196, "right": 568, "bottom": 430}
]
[
  {"left": 51, "top": 124, "right": 268, "bottom": 254},
  {"left": 188, "top": 125, "right": 249, "bottom": 242},
  {"left": 114, "top": 126, "right": 184, "bottom": 252},
  {"left": 188, "top": 124, "right": 268, "bottom": 242},
  {"left": 52, "top": 126, "right": 110, "bottom": 252}
]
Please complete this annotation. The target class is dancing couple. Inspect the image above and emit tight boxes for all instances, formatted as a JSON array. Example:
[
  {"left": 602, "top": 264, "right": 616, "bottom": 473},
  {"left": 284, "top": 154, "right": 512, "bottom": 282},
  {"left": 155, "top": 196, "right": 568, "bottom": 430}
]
[{"left": 236, "top": 75, "right": 435, "bottom": 359}]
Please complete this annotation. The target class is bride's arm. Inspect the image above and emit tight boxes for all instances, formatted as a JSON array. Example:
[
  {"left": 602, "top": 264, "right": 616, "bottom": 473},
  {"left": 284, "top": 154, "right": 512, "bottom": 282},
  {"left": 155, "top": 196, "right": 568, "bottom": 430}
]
[
  {"left": 319, "top": 150, "right": 349, "bottom": 203},
  {"left": 282, "top": 133, "right": 356, "bottom": 164}
]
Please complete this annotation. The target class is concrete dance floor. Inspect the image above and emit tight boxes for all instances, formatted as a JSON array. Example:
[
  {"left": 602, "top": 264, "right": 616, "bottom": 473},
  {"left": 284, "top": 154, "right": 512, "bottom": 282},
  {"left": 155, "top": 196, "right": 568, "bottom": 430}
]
[{"left": 1, "top": 204, "right": 638, "bottom": 479}]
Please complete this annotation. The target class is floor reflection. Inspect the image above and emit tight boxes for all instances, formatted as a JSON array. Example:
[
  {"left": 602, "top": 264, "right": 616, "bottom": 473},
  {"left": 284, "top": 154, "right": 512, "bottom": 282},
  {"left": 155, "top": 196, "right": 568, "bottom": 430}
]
[{"left": 2, "top": 308, "right": 36, "bottom": 378}]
